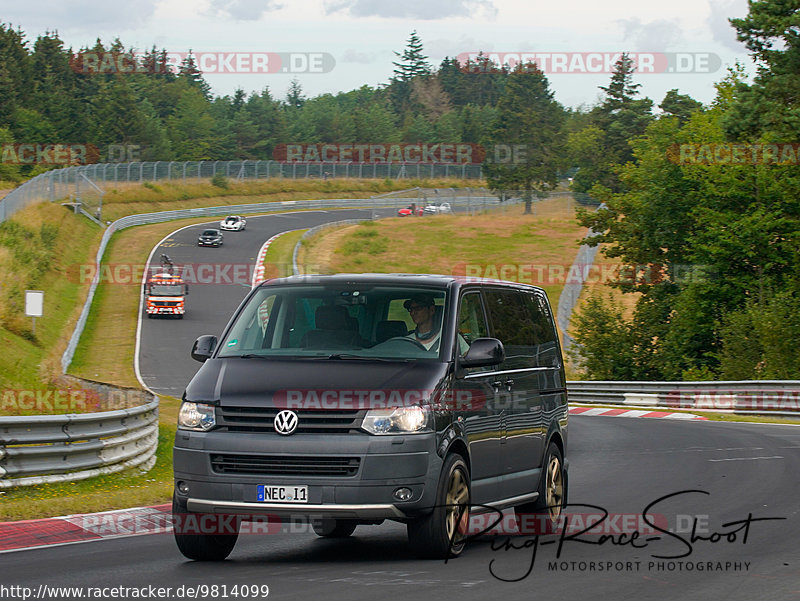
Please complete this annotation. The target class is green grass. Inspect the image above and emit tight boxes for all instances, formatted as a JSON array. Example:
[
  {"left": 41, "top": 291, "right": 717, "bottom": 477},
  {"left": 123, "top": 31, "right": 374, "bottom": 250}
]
[
  {"left": 307, "top": 197, "right": 588, "bottom": 316},
  {"left": 261, "top": 228, "right": 308, "bottom": 279},
  {"left": 0, "top": 203, "right": 101, "bottom": 398}
]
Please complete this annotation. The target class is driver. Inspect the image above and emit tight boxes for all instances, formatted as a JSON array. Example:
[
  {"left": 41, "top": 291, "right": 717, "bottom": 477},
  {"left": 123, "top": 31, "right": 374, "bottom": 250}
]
[{"left": 403, "top": 293, "right": 441, "bottom": 351}]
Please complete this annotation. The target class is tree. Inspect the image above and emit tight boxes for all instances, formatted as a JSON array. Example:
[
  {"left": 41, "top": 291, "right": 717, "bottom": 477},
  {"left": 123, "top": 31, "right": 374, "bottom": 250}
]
[
  {"left": 569, "top": 54, "right": 653, "bottom": 195},
  {"left": 391, "top": 31, "right": 431, "bottom": 82},
  {"left": 659, "top": 89, "right": 703, "bottom": 124},
  {"left": 0, "top": 24, "right": 32, "bottom": 126},
  {"left": 178, "top": 51, "right": 211, "bottom": 100},
  {"left": 353, "top": 102, "right": 399, "bottom": 142},
  {"left": 483, "top": 63, "right": 566, "bottom": 212},
  {"left": 286, "top": 78, "right": 305, "bottom": 109},
  {"left": 411, "top": 76, "right": 451, "bottom": 120},
  {"left": 167, "top": 82, "right": 218, "bottom": 159},
  {"left": 389, "top": 31, "right": 432, "bottom": 115}
]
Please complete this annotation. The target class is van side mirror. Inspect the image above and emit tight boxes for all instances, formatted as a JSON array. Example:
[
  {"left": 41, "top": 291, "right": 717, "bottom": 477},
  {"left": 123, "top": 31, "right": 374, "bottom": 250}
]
[
  {"left": 460, "top": 337, "right": 504, "bottom": 368},
  {"left": 184, "top": 284, "right": 189, "bottom": 296},
  {"left": 191, "top": 335, "right": 217, "bottom": 362}
]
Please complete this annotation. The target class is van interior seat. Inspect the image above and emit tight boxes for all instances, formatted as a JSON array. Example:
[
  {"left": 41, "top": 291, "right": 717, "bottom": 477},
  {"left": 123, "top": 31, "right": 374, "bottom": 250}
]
[
  {"left": 301, "top": 305, "right": 361, "bottom": 348},
  {"left": 375, "top": 320, "right": 409, "bottom": 343}
]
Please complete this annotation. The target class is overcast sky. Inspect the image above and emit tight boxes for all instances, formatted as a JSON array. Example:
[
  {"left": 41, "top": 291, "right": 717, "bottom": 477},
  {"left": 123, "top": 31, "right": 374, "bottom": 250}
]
[{"left": 3, "top": 0, "right": 754, "bottom": 108}]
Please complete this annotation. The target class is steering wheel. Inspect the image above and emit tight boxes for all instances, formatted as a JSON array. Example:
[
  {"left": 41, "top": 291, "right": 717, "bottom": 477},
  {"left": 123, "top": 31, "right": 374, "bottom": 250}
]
[{"left": 382, "top": 336, "right": 428, "bottom": 351}]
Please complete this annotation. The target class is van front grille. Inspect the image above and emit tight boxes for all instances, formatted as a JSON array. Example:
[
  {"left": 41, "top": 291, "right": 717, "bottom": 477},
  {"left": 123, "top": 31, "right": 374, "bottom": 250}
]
[
  {"left": 216, "top": 406, "right": 365, "bottom": 434},
  {"left": 210, "top": 454, "right": 360, "bottom": 477}
]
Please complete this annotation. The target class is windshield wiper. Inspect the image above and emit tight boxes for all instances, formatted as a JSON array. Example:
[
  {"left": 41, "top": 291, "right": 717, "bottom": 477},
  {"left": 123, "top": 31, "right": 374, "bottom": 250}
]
[{"left": 320, "top": 353, "right": 410, "bottom": 362}]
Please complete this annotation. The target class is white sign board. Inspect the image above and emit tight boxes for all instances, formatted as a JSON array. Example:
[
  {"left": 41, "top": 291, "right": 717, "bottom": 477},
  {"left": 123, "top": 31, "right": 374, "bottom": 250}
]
[{"left": 25, "top": 290, "right": 44, "bottom": 317}]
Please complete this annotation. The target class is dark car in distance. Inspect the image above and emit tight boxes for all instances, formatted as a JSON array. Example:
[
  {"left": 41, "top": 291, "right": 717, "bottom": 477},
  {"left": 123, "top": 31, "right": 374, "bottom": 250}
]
[
  {"left": 173, "top": 273, "right": 569, "bottom": 561},
  {"left": 197, "top": 228, "right": 224, "bottom": 247}
]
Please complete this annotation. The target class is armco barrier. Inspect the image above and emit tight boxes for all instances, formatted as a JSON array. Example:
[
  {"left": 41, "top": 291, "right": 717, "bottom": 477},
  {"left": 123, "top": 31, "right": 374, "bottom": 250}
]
[
  {"left": 0, "top": 385, "right": 158, "bottom": 488},
  {"left": 567, "top": 380, "right": 800, "bottom": 416}
]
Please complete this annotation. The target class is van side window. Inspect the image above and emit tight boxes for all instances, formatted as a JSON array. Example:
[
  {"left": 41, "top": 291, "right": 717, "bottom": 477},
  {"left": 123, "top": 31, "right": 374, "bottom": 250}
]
[
  {"left": 456, "top": 292, "right": 488, "bottom": 355},
  {"left": 521, "top": 291, "right": 560, "bottom": 367},
  {"left": 483, "top": 289, "right": 536, "bottom": 369}
]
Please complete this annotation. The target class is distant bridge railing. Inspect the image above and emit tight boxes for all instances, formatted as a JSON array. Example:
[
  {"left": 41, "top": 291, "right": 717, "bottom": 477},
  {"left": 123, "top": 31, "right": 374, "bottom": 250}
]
[{"left": 0, "top": 160, "right": 485, "bottom": 225}]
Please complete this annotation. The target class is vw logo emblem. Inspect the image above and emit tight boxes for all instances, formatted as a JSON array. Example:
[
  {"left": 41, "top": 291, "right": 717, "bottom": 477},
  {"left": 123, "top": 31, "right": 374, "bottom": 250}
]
[{"left": 274, "top": 410, "right": 299, "bottom": 435}]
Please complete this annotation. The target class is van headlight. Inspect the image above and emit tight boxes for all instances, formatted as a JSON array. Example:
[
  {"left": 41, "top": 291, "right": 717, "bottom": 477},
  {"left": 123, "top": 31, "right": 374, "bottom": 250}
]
[
  {"left": 362, "top": 406, "right": 431, "bottom": 434},
  {"left": 178, "top": 402, "right": 216, "bottom": 431}
]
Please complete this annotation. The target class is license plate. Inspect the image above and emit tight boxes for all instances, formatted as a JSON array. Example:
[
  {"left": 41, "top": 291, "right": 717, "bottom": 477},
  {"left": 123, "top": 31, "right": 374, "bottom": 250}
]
[{"left": 257, "top": 485, "right": 308, "bottom": 503}]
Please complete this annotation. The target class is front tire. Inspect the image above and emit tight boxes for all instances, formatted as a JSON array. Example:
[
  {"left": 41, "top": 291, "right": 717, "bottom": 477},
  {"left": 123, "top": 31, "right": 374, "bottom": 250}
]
[
  {"left": 172, "top": 494, "right": 239, "bottom": 561},
  {"left": 407, "top": 454, "right": 470, "bottom": 559},
  {"left": 515, "top": 442, "right": 566, "bottom": 535}
]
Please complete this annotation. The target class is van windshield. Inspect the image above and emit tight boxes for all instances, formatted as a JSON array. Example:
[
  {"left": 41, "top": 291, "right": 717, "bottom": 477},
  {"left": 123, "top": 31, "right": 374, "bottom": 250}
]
[{"left": 217, "top": 284, "right": 447, "bottom": 360}]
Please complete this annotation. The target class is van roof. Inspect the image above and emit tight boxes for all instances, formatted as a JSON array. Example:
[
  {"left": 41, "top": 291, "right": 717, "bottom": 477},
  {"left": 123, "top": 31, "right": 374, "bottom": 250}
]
[{"left": 257, "top": 272, "right": 545, "bottom": 292}]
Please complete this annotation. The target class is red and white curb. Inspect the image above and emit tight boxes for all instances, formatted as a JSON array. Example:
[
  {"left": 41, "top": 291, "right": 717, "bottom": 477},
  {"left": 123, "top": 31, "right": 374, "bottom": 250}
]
[
  {"left": 0, "top": 504, "right": 172, "bottom": 553},
  {"left": 569, "top": 406, "right": 707, "bottom": 420}
]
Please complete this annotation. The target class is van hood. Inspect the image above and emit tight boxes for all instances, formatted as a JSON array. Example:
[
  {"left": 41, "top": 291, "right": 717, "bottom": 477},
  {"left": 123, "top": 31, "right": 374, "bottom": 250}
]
[{"left": 183, "top": 357, "right": 450, "bottom": 408}]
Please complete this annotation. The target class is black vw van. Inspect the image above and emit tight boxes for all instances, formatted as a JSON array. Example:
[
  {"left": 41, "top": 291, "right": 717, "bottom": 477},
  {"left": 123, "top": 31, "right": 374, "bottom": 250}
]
[{"left": 173, "top": 274, "right": 568, "bottom": 560}]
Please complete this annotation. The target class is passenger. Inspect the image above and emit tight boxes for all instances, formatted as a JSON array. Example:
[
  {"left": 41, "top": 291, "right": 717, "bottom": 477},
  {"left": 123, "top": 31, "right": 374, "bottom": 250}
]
[{"left": 403, "top": 294, "right": 441, "bottom": 350}]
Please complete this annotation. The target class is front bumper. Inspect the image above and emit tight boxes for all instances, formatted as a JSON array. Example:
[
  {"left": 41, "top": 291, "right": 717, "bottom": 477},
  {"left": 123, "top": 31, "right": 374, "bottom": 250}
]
[
  {"left": 173, "top": 430, "right": 442, "bottom": 521},
  {"left": 147, "top": 306, "right": 184, "bottom": 314}
]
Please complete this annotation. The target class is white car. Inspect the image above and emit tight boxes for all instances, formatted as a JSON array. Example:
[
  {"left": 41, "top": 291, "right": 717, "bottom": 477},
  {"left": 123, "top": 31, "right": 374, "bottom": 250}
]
[
  {"left": 423, "top": 202, "right": 452, "bottom": 215},
  {"left": 219, "top": 215, "right": 246, "bottom": 231}
]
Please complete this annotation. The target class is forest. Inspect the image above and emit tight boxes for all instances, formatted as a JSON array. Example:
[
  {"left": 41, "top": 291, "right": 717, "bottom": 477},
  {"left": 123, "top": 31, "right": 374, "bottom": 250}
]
[{"left": 1, "top": 0, "right": 798, "bottom": 381}]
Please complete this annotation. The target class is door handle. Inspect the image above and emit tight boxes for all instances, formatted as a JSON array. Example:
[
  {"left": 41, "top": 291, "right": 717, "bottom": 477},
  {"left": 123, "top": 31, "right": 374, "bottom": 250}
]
[{"left": 504, "top": 379, "right": 514, "bottom": 390}]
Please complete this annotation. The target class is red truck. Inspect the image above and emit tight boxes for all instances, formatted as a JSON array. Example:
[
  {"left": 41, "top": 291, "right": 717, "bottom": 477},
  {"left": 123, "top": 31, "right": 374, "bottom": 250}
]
[{"left": 145, "top": 254, "right": 188, "bottom": 319}]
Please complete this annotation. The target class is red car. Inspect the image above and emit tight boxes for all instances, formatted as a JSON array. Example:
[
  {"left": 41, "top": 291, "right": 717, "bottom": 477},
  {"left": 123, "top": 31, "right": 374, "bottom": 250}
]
[{"left": 397, "top": 204, "right": 424, "bottom": 216}]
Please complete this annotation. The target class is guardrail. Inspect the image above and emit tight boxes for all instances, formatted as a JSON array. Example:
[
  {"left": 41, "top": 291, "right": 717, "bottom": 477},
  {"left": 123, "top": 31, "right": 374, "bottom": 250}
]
[
  {"left": 567, "top": 380, "right": 800, "bottom": 416},
  {"left": 0, "top": 386, "right": 159, "bottom": 488}
]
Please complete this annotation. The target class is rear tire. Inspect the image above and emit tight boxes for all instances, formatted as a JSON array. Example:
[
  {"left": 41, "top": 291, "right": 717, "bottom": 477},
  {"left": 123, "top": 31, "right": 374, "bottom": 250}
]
[
  {"left": 514, "top": 442, "right": 567, "bottom": 535},
  {"left": 172, "top": 494, "right": 239, "bottom": 561},
  {"left": 312, "top": 519, "right": 358, "bottom": 538},
  {"left": 407, "top": 454, "right": 470, "bottom": 559}
]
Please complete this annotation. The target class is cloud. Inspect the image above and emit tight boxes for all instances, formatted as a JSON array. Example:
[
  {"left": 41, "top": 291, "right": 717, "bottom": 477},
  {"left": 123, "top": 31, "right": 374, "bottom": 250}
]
[
  {"left": 618, "top": 17, "right": 684, "bottom": 52},
  {"left": 326, "top": 0, "right": 497, "bottom": 20},
  {"left": 341, "top": 49, "right": 378, "bottom": 63},
  {"left": 4, "top": 0, "right": 158, "bottom": 33},
  {"left": 707, "top": 0, "right": 749, "bottom": 51},
  {"left": 207, "top": 0, "right": 283, "bottom": 20}
]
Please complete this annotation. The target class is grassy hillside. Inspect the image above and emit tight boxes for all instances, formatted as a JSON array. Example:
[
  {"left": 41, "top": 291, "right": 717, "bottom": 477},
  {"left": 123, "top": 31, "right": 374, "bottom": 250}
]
[{"left": 300, "top": 196, "right": 588, "bottom": 310}]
